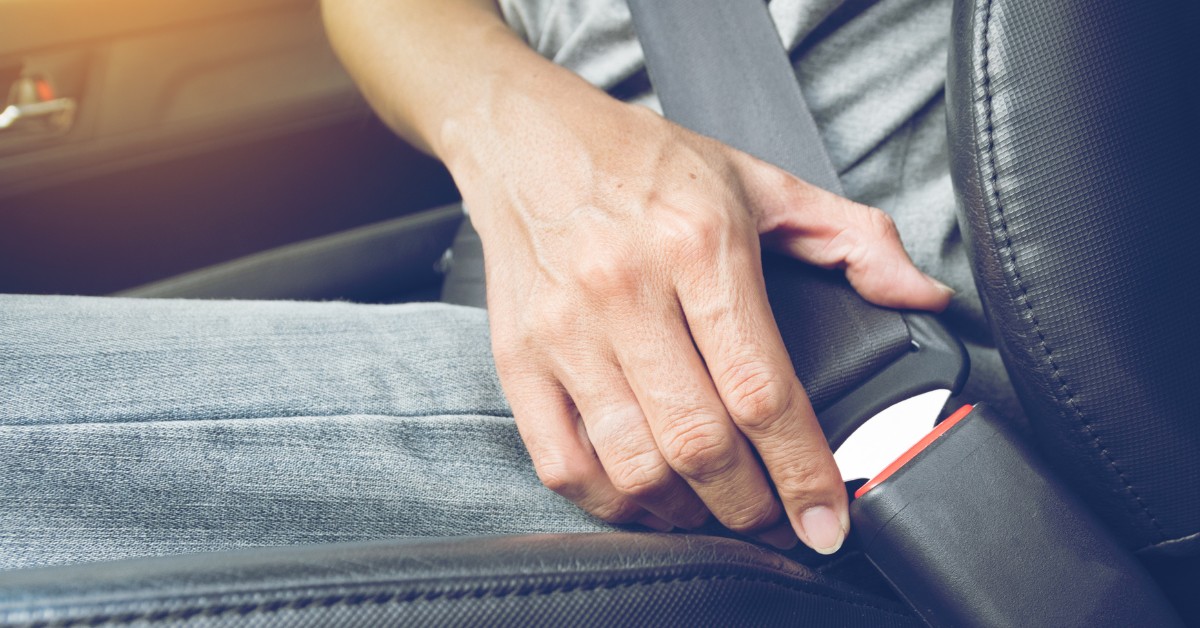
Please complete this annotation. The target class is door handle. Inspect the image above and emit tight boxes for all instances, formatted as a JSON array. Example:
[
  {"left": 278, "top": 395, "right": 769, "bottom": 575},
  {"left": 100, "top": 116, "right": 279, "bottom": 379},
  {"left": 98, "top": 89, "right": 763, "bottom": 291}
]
[{"left": 0, "top": 97, "right": 76, "bottom": 133}]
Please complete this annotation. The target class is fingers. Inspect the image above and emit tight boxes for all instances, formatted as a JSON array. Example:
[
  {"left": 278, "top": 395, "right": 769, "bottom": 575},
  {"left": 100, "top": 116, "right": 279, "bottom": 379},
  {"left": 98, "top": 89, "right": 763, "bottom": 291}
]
[
  {"left": 502, "top": 367, "right": 671, "bottom": 531},
  {"left": 676, "top": 238, "right": 850, "bottom": 554},
  {"left": 553, "top": 352, "right": 710, "bottom": 529},
  {"left": 738, "top": 157, "right": 955, "bottom": 312},
  {"left": 612, "top": 304, "right": 799, "bottom": 549}
]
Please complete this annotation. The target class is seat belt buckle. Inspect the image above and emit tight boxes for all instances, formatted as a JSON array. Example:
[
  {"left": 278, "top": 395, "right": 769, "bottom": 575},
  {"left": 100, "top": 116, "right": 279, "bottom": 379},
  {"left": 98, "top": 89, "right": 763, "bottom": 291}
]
[
  {"left": 818, "top": 311, "right": 969, "bottom": 482},
  {"left": 852, "top": 403, "right": 974, "bottom": 498},
  {"left": 847, "top": 403, "right": 1182, "bottom": 627}
]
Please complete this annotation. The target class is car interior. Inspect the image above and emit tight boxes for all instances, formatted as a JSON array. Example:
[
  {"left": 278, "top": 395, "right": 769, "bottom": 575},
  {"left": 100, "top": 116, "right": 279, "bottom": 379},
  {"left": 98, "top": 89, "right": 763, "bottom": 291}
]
[{"left": 0, "top": 0, "right": 1197, "bottom": 625}]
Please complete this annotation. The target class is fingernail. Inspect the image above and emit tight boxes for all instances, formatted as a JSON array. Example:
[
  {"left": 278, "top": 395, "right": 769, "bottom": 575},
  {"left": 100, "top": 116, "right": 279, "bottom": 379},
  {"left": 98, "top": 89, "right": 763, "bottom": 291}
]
[
  {"left": 929, "top": 276, "right": 956, "bottom": 297},
  {"left": 638, "top": 514, "right": 675, "bottom": 532},
  {"left": 755, "top": 521, "right": 799, "bottom": 550},
  {"left": 798, "top": 506, "right": 846, "bottom": 555}
]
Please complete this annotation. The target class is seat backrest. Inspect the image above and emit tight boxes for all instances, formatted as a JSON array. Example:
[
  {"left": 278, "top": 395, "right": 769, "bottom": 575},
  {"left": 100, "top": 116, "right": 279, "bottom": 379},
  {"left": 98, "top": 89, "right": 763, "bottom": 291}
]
[{"left": 948, "top": 0, "right": 1200, "bottom": 556}]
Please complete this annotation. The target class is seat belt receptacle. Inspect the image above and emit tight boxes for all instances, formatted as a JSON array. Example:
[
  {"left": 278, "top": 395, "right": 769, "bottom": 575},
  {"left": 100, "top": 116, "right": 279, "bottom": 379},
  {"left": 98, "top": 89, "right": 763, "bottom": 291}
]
[{"left": 849, "top": 403, "right": 1182, "bottom": 627}]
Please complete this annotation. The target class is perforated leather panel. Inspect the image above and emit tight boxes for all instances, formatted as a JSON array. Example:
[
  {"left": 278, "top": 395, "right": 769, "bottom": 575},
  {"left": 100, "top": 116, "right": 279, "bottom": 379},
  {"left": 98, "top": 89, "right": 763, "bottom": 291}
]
[{"left": 948, "top": 0, "right": 1200, "bottom": 553}]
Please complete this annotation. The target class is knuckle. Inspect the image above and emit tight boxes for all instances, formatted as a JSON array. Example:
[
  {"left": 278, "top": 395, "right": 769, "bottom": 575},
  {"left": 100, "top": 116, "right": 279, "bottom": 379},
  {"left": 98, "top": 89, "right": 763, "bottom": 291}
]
[
  {"left": 573, "top": 252, "right": 638, "bottom": 299},
  {"left": 659, "top": 211, "right": 723, "bottom": 260},
  {"left": 781, "top": 172, "right": 821, "bottom": 206},
  {"left": 865, "top": 206, "right": 899, "bottom": 240},
  {"left": 589, "top": 497, "right": 642, "bottom": 524},
  {"left": 719, "top": 360, "right": 794, "bottom": 433},
  {"left": 721, "top": 501, "right": 779, "bottom": 534},
  {"left": 609, "top": 451, "right": 675, "bottom": 500},
  {"left": 659, "top": 417, "right": 735, "bottom": 481},
  {"left": 835, "top": 207, "right": 899, "bottom": 270},
  {"left": 772, "top": 457, "right": 840, "bottom": 504},
  {"left": 534, "top": 455, "right": 585, "bottom": 498}
]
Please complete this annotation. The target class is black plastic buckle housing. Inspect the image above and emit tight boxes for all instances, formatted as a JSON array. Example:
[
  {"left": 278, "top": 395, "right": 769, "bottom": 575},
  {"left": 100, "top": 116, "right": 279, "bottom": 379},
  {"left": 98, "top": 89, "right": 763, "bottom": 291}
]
[
  {"left": 850, "top": 403, "right": 1182, "bottom": 627},
  {"left": 817, "top": 312, "right": 969, "bottom": 450}
]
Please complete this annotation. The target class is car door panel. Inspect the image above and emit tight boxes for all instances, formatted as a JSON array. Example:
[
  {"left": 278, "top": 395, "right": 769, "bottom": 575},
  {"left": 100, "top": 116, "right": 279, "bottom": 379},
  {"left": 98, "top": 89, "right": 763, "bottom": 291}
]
[{"left": 0, "top": 0, "right": 458, "bottom": 296}]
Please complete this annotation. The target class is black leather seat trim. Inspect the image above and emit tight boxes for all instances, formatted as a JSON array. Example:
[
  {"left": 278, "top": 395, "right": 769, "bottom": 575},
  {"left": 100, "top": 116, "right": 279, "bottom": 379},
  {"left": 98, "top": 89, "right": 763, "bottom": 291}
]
[
  {"left": 119, "top": 204, "right": 464, "bottom": 303},
  {"left": 947, "top": 0, "right": 1200, "bottom": 554},
  {"left": 0, "top": 534, "right": 918, "bottom": 627}
]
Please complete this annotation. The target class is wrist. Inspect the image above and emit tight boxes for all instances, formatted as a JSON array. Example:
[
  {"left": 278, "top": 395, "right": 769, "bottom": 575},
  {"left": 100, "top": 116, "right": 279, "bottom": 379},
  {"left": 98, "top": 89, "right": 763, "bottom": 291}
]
[{"left": 435, "top": 54, "right": 619, "bottom": 180}]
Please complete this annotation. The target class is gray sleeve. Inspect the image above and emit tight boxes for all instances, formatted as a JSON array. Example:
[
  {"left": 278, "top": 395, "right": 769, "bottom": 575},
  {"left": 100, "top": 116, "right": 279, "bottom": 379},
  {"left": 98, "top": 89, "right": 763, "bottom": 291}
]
[{"left": 496, "top": 0, "right": 646, "bottom": 92}]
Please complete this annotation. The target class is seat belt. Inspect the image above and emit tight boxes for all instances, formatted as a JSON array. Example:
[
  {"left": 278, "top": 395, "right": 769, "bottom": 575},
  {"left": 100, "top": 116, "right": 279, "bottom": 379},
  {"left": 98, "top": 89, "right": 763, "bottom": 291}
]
[
  {"left": 624, "top": 4, "right": 1185, "bottom": 625},
  {"left": 625, "top": 0, "right": 967, "bottom": 452}
]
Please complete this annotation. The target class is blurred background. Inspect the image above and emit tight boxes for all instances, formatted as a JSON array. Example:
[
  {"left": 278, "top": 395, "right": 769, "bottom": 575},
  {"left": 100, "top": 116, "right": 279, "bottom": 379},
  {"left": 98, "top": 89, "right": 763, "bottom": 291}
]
[{"left": 0, "top": 0, "right": 463, "bottom": 302}]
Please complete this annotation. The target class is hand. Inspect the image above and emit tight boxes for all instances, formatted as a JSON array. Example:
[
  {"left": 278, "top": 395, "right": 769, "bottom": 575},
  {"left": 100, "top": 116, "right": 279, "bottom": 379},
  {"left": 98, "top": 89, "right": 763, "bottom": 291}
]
[{"left": 443, "top": 83, "right": 952, "bottom": 553}]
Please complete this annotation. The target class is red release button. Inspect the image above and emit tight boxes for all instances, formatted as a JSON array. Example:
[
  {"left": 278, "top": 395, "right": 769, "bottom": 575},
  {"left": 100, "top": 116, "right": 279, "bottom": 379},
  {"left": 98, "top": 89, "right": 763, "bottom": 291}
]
[
  {"left": 855, "top": 404, "right": 975, "bottom": 499},
  {"left": 34, "top": 78, "right": 55, "bottom": 102}
]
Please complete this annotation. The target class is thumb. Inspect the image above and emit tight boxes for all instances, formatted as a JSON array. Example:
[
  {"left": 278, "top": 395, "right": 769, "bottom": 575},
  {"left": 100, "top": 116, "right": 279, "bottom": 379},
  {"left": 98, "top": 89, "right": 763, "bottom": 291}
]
[{"left": 740, "top": 158, "right": 955, "bottom": 312}]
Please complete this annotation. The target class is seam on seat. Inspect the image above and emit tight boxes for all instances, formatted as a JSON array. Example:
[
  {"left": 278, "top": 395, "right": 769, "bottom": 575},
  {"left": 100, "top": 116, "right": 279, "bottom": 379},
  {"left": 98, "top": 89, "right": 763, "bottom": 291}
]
[
  {"left": 1138, "top": 528, "right": 1200, "bottom": 557},
  {"left": 29, "top": 572, "right": 915, "bottom": 626},
  {"left": 978, "top": 0, "right": 1165, "bottom": 540}
]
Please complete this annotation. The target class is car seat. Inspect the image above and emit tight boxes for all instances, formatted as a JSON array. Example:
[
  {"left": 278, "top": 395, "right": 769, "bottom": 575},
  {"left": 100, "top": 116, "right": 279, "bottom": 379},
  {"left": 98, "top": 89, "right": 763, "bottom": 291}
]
[{"left": 0, "top": 0, "right": 1195, "bottom": 625}]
